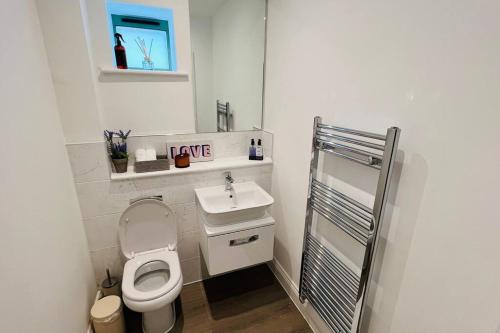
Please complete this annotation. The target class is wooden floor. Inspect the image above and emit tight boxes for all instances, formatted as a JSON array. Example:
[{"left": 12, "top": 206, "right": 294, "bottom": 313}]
[{"left": 124, "top": 265, "right": 312, "bottom": 333}]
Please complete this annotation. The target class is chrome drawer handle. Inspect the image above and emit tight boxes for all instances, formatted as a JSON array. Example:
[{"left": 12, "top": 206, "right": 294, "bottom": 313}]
[{"left": 229, "top": 235, "right": 259, "bottom": 247}]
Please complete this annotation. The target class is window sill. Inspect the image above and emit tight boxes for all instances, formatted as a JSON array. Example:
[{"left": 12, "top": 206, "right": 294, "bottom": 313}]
[{"left": 98, "top": 67, "right": 189, "bottom": 81}]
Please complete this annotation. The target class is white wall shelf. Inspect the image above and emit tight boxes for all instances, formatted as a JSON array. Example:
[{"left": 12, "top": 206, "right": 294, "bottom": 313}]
[
  {"left": 110, "top": 156, "right": 272, "bottom": 181},
  {"left": 99, "top": 67, "right": 189, "bottom": 79}
]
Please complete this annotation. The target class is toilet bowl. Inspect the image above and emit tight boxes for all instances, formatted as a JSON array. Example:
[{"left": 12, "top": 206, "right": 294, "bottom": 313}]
[{"left": 118, "top": 198, "right": 183, "bottom": 333}]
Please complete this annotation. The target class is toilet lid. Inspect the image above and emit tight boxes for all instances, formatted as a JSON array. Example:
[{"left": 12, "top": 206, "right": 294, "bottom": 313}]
[{"left": 119, "top": 199, "right": 176, "bottom": 259}]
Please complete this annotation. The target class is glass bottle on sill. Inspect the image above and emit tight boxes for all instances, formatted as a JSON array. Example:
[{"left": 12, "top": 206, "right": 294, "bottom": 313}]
[{"left": 142, "top": 58, "right": 154, "bottom": 70}]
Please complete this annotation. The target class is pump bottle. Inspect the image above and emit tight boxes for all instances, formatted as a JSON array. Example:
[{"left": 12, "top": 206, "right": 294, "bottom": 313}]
[{"left": 114, "top": 33, "right": 128, "bottom": 69}]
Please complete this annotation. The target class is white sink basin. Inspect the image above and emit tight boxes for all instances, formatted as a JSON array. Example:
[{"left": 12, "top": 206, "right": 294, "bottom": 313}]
[{"left": 195, "top": 181, "right": 274, "bottom": 225}]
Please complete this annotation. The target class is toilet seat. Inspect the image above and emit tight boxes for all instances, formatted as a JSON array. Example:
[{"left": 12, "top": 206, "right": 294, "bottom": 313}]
[{"left": 122, "top": 248, "right": 182, "bottom": 303}]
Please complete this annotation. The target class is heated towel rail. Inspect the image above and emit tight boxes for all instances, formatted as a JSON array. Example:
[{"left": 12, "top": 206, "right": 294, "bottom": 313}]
[
  {"left": 216, "top": 100, "right": 232, "bottom": 132},
  {"left": 299, "top": 117, "right": 400, "bottom": 332}
]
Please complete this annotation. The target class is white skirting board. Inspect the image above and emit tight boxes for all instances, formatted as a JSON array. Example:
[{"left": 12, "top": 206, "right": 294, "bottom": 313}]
[{"left": 267, "top": 259, "right": 331, "bottom": 333}]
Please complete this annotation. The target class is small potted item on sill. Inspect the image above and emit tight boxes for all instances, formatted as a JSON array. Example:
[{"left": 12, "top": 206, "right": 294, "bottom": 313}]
[
  {"left": 174, "top": 152, "right": 190, "bottom": 168},
  {"left": 104, "top": 129, "right": 131, "bottom": 173}
]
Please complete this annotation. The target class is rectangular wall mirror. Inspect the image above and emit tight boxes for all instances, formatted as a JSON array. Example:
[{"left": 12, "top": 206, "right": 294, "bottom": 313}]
[
  {"left": 189, "top": 0, "right": 267, "bottom": 133},
  {"left": 36, "top": 0, "right": 268, "bottom": 138}
]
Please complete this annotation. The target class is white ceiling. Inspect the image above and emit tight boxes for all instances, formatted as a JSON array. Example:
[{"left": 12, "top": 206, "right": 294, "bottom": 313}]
[{"left": 189, "top": 0, "right": 227, "bottom": 18}]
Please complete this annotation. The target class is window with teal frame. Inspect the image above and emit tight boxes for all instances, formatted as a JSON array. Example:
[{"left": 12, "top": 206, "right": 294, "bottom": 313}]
[
  {"left": 107, "top": 2, "right": 177, "bottom": 71},
  {"left": 111, "top": 14, "right": 173, "bottom": 71}
]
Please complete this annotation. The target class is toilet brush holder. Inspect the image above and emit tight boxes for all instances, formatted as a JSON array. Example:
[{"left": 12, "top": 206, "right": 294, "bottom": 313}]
[{"left": 101, "top": 269, "right": 120, "bottom": 297}]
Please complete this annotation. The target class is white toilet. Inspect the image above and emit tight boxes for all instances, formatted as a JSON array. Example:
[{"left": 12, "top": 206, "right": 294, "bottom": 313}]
[{"left": 119, "top": 198, "right": 183, "bottom": 333}]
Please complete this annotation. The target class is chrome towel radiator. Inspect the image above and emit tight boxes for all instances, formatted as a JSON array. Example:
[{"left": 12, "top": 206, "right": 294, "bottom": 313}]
[
  {"left": 299, "top": 116, "right": 400, "bottom": 332},
  {"left": 216, "top": 100, "right": 232, "bottom": 132}
]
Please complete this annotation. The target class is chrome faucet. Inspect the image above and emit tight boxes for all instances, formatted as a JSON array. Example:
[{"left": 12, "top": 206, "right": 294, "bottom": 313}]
[{"left": 224, "top": 172, "right": 234, "bottom": 191}]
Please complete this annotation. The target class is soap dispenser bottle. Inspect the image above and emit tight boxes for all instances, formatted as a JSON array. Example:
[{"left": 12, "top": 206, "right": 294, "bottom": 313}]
[
  {"left": 114, "top": 33, "right": 128, "bottom": 69},
  {"left": 256, "top": 139, "right": 264, "bottom": 160},
  {"left": 249, "top": 139, "right": 256, "bottom": 160}
]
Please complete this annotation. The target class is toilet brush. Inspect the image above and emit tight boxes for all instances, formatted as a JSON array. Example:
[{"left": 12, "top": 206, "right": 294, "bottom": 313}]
[{"left": 101, "top": 268, "right": 120, "bottom": 297}]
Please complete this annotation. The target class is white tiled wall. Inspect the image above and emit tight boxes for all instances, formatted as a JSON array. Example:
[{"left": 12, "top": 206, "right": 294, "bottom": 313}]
[{"left": 66, "top": 130, "right": 273, "bottom": 286}]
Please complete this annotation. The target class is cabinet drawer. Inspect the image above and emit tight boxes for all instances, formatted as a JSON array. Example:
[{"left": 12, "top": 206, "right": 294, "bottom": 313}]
[{"left": 204, "top": 225, "right": 274, "bottom": 276}]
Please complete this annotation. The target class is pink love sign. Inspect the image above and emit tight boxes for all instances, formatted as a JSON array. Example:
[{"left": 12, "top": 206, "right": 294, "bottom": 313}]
[{"left": 166, "top": 141, "right": 214, "bottom": 163}]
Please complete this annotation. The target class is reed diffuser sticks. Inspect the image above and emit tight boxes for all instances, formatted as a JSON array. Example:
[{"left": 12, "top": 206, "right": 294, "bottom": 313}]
[{"left": 134, "top": 37, "right": 154, "bottom": 62}]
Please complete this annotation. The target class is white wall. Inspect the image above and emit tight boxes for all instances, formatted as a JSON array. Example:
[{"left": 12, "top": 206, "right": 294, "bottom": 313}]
[
  {"left": 37, "top": 0, "right": 103, "bottom": 143},
  {"left": 38, "top": 0, "right": 196, "bottom": 142},
  {"left": 264, "top": 1, "right": 500, "bottom": 332},
  {"left": 190, "top": 16, "right": 215, "bottom": 132},
  {"left": 0, "top": 1, "right": 96, "bottom": 332},
  {"left": 212, "top": 0, "right": 265, "bottom": 131},
  {"left": 86, "top": 0, "right": 195, "bottom": 135}
]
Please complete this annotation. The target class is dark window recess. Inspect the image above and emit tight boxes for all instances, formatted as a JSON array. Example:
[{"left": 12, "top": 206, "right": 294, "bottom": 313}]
[{"left": 121, "top": 17, "right": 161, "bottom": 26}]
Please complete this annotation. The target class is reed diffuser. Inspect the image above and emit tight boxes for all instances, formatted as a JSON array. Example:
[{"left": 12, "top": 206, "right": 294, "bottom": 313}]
[{"left": 135, "top": 37, "right": 154, "bottom": 70}]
